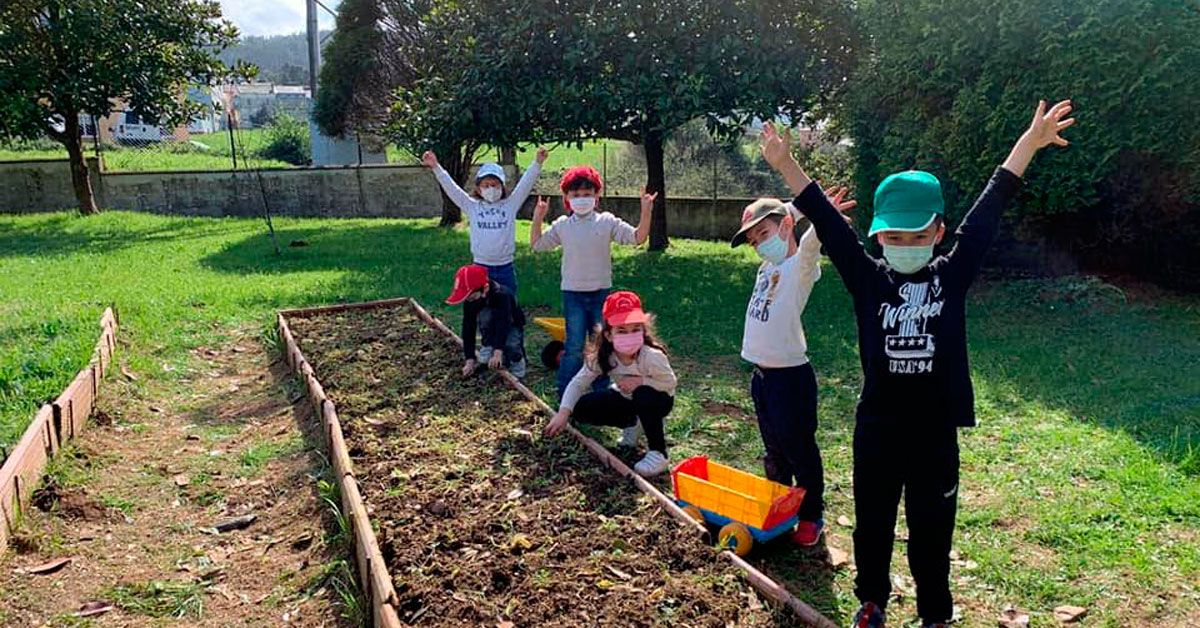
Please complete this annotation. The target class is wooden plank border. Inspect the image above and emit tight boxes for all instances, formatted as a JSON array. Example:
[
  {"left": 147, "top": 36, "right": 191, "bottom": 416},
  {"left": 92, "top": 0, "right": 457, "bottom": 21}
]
[
  {"left": 276, "top": 312, "right": 402, "bottom": 627},
  {"left": 0, "top": 307, "right": 120, "bottom": 553},
  {"left": 279, "top": 297, "right": 837, "bottom": 628}
]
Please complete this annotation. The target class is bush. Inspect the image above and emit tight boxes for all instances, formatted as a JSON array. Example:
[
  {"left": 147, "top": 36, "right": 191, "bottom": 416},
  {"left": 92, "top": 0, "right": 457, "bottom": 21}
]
[
  {"left": 257, "top": 114, "right": 311, "bottom": 166},
  {"left": 844, "top": 0, "right": 1200, "bottom": 289}
]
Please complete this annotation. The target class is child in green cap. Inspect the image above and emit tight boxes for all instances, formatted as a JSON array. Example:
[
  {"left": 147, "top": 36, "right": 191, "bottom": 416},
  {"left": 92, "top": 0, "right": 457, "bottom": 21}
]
[{"left": 761, "top": 100, "right": 1075, "bottom": 628}]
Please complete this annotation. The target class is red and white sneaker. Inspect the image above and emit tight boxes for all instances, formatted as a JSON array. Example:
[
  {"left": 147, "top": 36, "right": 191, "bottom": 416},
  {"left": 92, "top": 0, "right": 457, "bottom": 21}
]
[{"left": 791, "top": 519, "right": 825, "bottom": 546}]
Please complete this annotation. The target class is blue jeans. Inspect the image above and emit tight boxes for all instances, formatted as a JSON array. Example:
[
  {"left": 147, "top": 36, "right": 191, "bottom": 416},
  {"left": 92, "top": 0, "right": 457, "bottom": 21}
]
[
  {"left": 558, "top": 289, "right": 609, "bottom": 398},
  {"left": 481, "top": 262, "right": 517, "bottom": 296}
]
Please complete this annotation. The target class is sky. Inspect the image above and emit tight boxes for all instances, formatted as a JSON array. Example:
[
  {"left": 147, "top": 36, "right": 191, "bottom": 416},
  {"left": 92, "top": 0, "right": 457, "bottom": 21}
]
[{"left": 218, "top": 0, "right": 341, "bottom": 37}]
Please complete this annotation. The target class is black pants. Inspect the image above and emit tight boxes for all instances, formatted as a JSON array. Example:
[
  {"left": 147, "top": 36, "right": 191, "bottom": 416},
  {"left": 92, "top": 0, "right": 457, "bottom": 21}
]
[
  {"left": 750, "top": 363, "right": 824, "bottom": 522},
  {"left": 572, "top": 386, "right": 673, "bottom": 454},
  {"left": 477, "top": 308, "right": 525, "bottom": 364},
  {"left": 853, "top": 420, "right": 959, "bottom": 623}
]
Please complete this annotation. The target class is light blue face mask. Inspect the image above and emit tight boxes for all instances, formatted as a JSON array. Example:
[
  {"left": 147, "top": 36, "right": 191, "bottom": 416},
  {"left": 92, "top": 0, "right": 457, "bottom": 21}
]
[
  {"left": 755, "top": 232, "right": 789, "bottom": 265},
  {"left": 882, "top": 243, "right": 934, "bottom": 274}
]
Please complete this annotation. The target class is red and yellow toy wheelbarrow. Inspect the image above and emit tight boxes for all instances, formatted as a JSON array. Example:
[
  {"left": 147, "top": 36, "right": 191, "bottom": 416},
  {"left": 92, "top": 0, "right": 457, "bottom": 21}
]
[
  {"left": 532, "top": 317, "right": 567, "bottom": 370},
  {"left": 672, "top": 455, "right": 805, "bottom": 556}
]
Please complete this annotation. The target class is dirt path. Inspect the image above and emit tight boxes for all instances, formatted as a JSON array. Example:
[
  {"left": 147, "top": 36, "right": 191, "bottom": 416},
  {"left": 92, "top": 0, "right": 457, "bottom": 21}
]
[{"left": 0, "top": 328, "right": 355, "bottom": 627}]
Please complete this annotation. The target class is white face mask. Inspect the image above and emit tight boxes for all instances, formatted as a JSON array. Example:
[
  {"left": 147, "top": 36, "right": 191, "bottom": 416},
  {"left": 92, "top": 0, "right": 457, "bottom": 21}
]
[
  {"left": 569, "top": 196, "right": 597, "bottom": 214},
  {"left": 480, "top": 187, "right": 503, "bottom": 203},
  {"left": 882, "top": 243, "right": 934, "bottom": 274}
]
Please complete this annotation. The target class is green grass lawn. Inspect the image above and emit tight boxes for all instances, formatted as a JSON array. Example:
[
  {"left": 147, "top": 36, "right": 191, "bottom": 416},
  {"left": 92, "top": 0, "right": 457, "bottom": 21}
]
[
  {"left": 0, "top": 129, "right": 292, "bottom": 172},
  {"left": 0, "top": 211, "right": 1196, "bottom": 625}
]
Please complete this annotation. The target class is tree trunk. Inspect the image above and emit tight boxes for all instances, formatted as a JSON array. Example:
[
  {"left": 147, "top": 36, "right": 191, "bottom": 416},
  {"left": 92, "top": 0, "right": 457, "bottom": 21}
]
[
  {"left": 644, "top": 131, "right": 669, "bottom": 251},
  {"left": 438, "top": 143, "right": 466, "bottom": 226},
  {"left": 62, "top": 112, "right": 99, "bottom": 215}
]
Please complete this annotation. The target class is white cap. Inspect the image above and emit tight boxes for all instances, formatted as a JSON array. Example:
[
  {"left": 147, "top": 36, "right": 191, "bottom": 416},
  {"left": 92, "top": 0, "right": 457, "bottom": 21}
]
[{"left": 475, "top": 163, "right": 506, "bottom": 185}]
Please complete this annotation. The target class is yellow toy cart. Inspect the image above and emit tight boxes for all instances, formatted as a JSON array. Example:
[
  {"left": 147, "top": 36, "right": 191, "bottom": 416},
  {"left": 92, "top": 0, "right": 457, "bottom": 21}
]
[
  {"left": 672, "top": 455, "right": 806, "bottom": 556},
  {"left": 532, "top": 317, "right": 567, "bottom": 369}
]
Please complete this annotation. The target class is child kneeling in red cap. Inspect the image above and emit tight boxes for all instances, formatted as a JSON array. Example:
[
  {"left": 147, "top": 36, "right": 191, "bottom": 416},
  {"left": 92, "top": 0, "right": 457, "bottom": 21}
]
[
  {"left": 543, "top": 290, "right": 676, "bottom": 477},
  {"left": 445, "top": 264, "right": 527, "bottom": 379}
]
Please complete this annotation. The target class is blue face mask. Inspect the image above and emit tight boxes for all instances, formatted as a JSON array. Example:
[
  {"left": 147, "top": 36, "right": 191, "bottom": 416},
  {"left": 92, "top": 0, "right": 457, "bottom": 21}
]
[
  {"left": 882, "top": 243, "right": 934, "bottom": 274},
  {"left": 755, "top": 232, "right": 789, "bottom": 265}
]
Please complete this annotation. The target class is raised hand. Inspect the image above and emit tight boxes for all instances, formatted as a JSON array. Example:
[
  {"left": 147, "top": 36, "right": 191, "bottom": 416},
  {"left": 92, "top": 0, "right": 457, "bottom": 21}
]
[
  {"left": 826, "top": 186, "right": 856, "bottom": 213},
  {"left": 421, "top": 150, "right": 438, "bottom": 168},
  {"left": 640, "top": 188, "right": 659, "bottom": 213},
  {"left": 533, "top": 195, "right": 549, "bottom": 219},
  {"left": 1024, "top": 99, "right": 1075, "bottom": 149},
  {"left": 1003, "top": 99, "right": 1077, "bottom": 177},
  {"left": 759, "top": 122, "right": 794, "bottom": 171},
  {"left": 536, "top": 146, "right": 549, "bottom": 164}
]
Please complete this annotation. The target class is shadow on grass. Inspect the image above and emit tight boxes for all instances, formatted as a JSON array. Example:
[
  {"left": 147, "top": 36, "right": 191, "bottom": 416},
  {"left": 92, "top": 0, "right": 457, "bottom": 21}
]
[{"left": 0, "top": 213, "right": 251, "bottom": 259}]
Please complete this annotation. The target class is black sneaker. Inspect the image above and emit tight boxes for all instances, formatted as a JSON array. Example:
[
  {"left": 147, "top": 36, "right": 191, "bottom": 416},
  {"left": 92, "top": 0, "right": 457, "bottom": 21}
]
[{"left": 852, "top": 601, "right": 886, "bottom": 628}]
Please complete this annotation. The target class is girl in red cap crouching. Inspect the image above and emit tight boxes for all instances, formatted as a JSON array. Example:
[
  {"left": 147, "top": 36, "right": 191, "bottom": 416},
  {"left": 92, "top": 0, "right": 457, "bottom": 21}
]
[{"left": 544, "top": 290, "right": 677, "bottom": 477}]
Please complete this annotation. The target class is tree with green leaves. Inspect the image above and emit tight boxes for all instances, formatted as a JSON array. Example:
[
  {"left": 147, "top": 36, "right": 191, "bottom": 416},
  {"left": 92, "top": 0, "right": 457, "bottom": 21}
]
[
  {"left": 0, "top": 0, "right": 241, "bottom": 214},
  {"left": 844, "top": 0, "right": 1200, "bottom": 287},
  {"left": 317, "top": 0, "right": 484, "bottom": 225},
  {"left": 499, "top": 0, "right": 861, "bottom": 249}
]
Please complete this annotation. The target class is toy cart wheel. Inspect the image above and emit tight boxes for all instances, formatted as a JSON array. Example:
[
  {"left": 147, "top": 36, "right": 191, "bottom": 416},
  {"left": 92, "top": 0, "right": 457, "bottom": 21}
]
[
  {"left": 540, "top": 340, "right": 565, "bottom": 370},
  {"left": 718, "top": 522, "right": 753, "bottom": 557},
  {"left": 681, "top": 505, "right": 705, "bottom": 525}
]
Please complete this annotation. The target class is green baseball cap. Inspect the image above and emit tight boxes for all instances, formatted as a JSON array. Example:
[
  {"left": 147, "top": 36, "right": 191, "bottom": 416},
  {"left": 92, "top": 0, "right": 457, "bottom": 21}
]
[{"left": 868, "top": 170, "right": 945, "bottom": 236}]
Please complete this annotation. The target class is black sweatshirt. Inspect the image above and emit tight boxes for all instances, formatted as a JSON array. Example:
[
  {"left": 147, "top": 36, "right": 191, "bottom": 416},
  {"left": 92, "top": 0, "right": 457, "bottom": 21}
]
[
  {"left": 792, "top": 167, "right": 1022, "bottom": 427},
  {"left": 460, "top": 280, "right": 525, "bottom": 360}
]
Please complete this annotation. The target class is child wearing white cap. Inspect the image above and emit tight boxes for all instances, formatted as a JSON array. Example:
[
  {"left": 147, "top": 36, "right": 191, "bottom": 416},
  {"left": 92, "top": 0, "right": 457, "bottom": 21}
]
[{"left": 422, "top": 147, "right": 550, "bottom": 295}]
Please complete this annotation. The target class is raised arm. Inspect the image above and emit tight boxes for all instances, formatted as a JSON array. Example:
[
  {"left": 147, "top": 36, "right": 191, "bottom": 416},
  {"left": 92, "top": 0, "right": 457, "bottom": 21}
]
[
  {"left": 423, "top": 150, "right": 476, "bottom": 211},
  {"left": 634, "top": 189, "right": 657, "bottom": 245},
  {"left": 506, "top": 147, "right": 548, "bottom": 213},
  {"left": 761, "top": 123, "right": 877, "bottom": 291},
  {"left": 530, "top": 196, "right": 559, "bottom": 251},
  {"left": 946, "top": 100, "right": 1075, "bottom": 285}
]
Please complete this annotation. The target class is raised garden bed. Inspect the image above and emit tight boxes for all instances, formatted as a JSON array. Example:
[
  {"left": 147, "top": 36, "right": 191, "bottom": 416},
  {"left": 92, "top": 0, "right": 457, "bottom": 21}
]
[
  {"left": 280, "top": 299, "right": 833, "bottom": 626},
  {"left": 0, "top": 307, "right": 117, "bottom": 552}
]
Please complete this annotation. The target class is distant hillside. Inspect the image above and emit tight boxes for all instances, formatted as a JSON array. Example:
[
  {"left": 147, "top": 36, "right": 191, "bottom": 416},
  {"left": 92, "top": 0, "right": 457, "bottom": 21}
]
[{"left": 220, "top": 32, "right": 331, "bottom": 85}]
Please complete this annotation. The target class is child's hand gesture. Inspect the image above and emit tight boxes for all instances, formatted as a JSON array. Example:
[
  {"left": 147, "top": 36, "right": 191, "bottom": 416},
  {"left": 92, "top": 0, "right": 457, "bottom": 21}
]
[
  {"left": 421, "top": 150, "right": 438, "bottom": 168},
  {"left": 617, "top": 375, "right": 643, "bottom": 395},
  {"left": 536, "top": 147, "right": 549, "bottom": 164},
  {"left": 760, "top": 122, "right": 795, "bottom": 171},
  {"left": 640, "top": 188, "right": 659, "bottom": 213},
  {"left": 533, "top": 196, "right": 549, "bottom": 220},
  {"left": 1024, "top": 99, "right": 1075, "bottom": 150},
  {"left": 1003, "top": 99, "right": 1076, "bottom": 177},
  {"left": 544, "top": 409, "right": 570, "bottom": 437},
  {"left": 826, "top": 185, "right": 857, "bottom": 225},
  {"left": 487, "top": 351, "right": 503, "bottom": 370}
]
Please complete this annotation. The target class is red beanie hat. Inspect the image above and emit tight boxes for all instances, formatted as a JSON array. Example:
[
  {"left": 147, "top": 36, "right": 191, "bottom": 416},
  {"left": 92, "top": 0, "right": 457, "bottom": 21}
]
[{"left": 559, "top": 166, "right": 603, "bottom": 195}]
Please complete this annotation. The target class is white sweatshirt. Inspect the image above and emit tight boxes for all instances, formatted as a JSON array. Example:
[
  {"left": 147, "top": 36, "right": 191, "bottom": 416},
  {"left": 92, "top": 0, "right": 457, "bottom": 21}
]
[
  {"left": 740, "top": 219, "right": 823, "bottom": 368},
  {"left": 433, "top": 161, "right": 542, "bottom": 266}
]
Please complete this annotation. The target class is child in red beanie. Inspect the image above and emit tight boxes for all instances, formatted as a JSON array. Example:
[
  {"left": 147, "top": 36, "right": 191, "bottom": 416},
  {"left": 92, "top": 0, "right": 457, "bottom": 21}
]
[{"left": 530, "top": 166, "right": 656, "bottom": 401}]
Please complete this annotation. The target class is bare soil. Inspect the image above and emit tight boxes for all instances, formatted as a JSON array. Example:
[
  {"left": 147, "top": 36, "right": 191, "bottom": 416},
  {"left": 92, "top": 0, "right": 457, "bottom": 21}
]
[{"left": 288, "top": 306, "right": 795, "bottom": 626}]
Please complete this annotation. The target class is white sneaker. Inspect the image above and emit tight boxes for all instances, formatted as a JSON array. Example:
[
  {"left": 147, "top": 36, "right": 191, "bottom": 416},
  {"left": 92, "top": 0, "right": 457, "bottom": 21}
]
[
  {"left": 617, "top": 422, "right": 640, "bottom": 448},
  {"left": 634, "top": 450, "right": 669, "bottom": 477}
]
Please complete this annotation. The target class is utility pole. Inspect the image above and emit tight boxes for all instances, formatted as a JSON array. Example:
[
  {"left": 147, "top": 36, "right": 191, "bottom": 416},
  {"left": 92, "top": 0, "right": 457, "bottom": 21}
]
[{"left": 306, "top": 0, "right": 320, "bottom": 97}]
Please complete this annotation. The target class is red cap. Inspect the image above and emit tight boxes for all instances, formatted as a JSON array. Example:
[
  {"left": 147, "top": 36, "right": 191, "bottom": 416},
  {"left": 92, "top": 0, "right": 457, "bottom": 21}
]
[
  {"left": 602, "top": 290, "right": 649, "bottom": 326},
  {"left": 559, "top": 166, "right": 603, "bottom": 209},
  {"left": 445, "top": 264, "right": 488, "bottom": 305}
]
